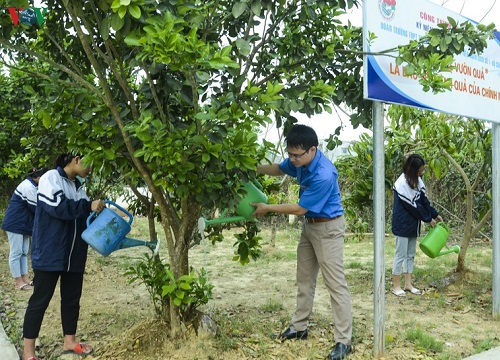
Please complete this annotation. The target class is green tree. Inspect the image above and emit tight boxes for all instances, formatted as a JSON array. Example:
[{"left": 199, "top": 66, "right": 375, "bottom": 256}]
[
  {"left": 0, "top": 0, "right": 495, "bottom": 334},
  {"left": 0, "top": 65, "right": 42, "bottom": 214}
]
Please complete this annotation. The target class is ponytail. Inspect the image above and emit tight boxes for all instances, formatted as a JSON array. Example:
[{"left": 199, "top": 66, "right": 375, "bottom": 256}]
[
  {"left": 54, "top": 153, "right": 75, "bottom": 169},
  {"left": 30, "top": 167, "right": 48, "bottom": 178}
]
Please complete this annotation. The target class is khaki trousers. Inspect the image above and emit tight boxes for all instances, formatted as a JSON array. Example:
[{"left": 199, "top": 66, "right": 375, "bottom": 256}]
[{"left": 290, "top": 216, "right": 352, "bottom": 345}]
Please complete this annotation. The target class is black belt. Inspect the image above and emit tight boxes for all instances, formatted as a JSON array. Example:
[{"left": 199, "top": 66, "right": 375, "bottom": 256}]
[{"left": 305, "top": 215, "right": 342, "bottom": 223}]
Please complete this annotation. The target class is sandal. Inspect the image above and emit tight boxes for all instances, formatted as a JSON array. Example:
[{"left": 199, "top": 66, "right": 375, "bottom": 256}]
[
  {"left": 62, "top": 342, "right": 94, "bottom": 356},
  {"left": 405, "top": 287, "right": 421, "bottom": 295},
  {"left": 392, "top": 289, "right": 406, "bottom": 297}
]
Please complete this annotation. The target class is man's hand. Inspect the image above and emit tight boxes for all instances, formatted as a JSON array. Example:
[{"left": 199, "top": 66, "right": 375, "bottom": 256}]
[{"left": 250, "top": 202, "right": 269, "bottom": 217}]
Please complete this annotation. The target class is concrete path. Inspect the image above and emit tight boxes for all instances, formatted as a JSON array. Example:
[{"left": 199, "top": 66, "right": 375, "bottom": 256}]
[
  {"left": 462, "top": 347, "right": 500, "bottom": 359},
  {"left": 0, "top": 320, "right": 19, "bottom": 359}
]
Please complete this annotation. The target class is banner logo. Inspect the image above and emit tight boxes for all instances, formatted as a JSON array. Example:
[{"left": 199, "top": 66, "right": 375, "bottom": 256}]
[
  {"left": 379, "top": 0, "right": 396, "bottom": 21},
  {"left": 7, "top": 7, "right": 47, "bottom": 26}
]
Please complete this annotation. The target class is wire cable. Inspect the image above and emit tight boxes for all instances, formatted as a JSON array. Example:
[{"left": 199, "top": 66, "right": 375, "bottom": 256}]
[{"left": 479, "top": 0, "right": 497, "bottom": 22}]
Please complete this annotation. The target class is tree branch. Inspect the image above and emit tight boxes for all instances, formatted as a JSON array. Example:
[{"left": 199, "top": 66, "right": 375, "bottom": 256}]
[{"left": 0, "top": 38, "right": 103, "bottom": 101}]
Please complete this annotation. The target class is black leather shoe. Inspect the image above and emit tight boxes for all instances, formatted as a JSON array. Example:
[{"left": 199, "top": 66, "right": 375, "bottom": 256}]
[
  {"left": 328, "top": 342, "right": 352, "bottom": 360},
  {"left": 278, "top": 327, "right": 308, "bottom": 340}
]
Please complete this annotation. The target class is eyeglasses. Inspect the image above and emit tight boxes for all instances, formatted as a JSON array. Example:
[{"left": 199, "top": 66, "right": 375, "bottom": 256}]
[{"left": 287, "top": 147, "right": 311, "bottom": 160}]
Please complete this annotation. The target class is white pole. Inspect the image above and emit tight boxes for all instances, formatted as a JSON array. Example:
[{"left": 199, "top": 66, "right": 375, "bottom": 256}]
[
  {"left": 372, "top": 101, "right": 386, "bottom": 357},
  {"left": 492, "top": 123, "right": 500, "bottom": 315}
]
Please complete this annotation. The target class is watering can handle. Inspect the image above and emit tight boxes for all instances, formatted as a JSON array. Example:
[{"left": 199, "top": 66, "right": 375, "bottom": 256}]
[
  {"left": 251, "top": 178, "right": 264, "bottom": 191},
  {"left": 86, "top": 213, "right": 95, "bottom": 227},
  {"left": 436, "top": 221, "right": 449, "bottom": 232},
  {"left": 104, "top": 200, "right": 134, "bottom": 225},
  {"left": 85, "top": 200, "right": 134, "bottom": 227}
]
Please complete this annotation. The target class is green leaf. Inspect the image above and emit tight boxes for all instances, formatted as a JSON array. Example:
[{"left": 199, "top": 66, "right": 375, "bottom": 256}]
[
  {"left": 235, "top": 38, "right": 251, "bottom": 57},
  {"left": 41, "top": 112, "right": 51, "bottom": 129},
  {"left": 99, "top": 17, "right": 111, "bottom": 40},
  {"left": 124, "top": 35, "right": 142, "bottom": 46},
  {"left": 22, "top": 85, "right": 35, "bottom": 94},
  {"left": 118, "top": 6, "right": 127, "bottom": 18},
  {"left": 232, "top": 2, "right": 246, "bottom": 18},
  {"left": 128, "top": 4, "right": 141, "bottom": 19},
  {"left": 104, "top": 149, "right": 115, "bottom": 160},
  {"left": 220, "top": 45, "right": 232, "bottom": 57},
  {"left": 179, "top": 282, "right": 191, "bottom": 290},
  {"left": 111, "top": 0, "right": 122, "bottom": 10},
  {"left": 110, "top": 13, "right": 125, "bottom": 31},
  {"left": 162, "top": 283, "right": 176, "bottom": 295},
  {"left": 250, "top": 1, "right": 261, "bottom": 15}
]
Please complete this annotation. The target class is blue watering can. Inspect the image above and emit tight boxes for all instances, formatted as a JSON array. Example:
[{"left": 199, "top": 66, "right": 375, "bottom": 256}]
[{"left": 82, "top": 200, "right": 159, "bottom": 256}]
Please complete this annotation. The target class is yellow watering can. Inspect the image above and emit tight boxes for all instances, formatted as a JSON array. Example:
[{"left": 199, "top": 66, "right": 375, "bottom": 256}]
[
  {"left": 419, "top": 222, "right": 460, "bottom": 258},
  {"left": 198, "top": 180, "right": 268, "bottom": 231}
]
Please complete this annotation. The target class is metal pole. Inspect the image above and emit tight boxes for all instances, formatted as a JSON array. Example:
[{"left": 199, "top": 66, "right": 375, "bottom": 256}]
[
  {"left": 372, "top": 101, "right": 385, "bottom": 357},
  {"left": 492, "top": 123, "right": 500, "bottom": 315}
]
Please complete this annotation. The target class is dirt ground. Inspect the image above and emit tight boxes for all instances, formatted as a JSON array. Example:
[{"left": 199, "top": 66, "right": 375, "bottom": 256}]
[{"left": 1, "top": 224, "right": 499, "bottom": 360}]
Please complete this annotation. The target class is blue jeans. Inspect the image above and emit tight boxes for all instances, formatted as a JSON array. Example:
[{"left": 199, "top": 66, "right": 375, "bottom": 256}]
[
  {"left": 392, "top": 236, "right": 417, "bottom": 275},
  {"left": 7, "top": 231, "right": 30, "bottom": 278}
]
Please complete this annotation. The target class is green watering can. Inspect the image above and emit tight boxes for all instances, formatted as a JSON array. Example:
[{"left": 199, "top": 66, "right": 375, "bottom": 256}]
[
  {"left": 419, "top": 222, "right": 460, "bottom": 258},
  {"left": 198, "top": 180, "right": 268, "bottom": 231}
]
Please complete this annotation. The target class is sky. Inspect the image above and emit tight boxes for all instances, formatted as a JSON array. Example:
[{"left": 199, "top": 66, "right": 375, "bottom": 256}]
[{"left": 260, "top": 0, "right": 500, "bottom": 143}]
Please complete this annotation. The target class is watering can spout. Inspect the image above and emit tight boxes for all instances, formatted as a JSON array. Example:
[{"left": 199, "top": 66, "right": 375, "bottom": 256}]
[
  {"left": 199, "top": 215, "right": 254, "bottom": 230},
  {"left": 119, "top": 237, "right": 160, "bottom": 254},
  {"left": 437, "top": 245, "right": 460, "bottom": 257}
]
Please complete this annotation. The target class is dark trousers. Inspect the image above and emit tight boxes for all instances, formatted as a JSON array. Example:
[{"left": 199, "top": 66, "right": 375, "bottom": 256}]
[{"left": 23, "top": 270, "right": 84, "bottom": 339}]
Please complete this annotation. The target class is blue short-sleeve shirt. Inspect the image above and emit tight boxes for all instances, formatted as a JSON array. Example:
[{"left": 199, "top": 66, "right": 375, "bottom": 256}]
[{"left": 279, "top": 149, "right": 344, "bottom": 218}]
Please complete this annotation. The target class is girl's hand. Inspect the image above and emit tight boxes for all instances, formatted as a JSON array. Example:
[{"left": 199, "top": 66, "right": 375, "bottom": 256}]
[
  {"left": 91, "top": 199, "right": 105, "bottom": 213},
  {"left": 430, "top": 219, "right": 437, "bottom": 227},
  {"left": 436, "top": 215, "right": 444, "bottom": 223}
]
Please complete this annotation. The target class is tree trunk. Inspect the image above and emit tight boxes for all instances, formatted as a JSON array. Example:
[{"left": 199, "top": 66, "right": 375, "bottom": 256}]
[
  {"left": 148, "top": 196, "right": 156, "bottom": 241},
  {"left": 169, "top": 303, "right": 182, "bottom": 338},
  {"left": 166, "top": 216, "right": 194, "bottom": 336},
  {"left": 270, "top": 216, "right": 276, "bottom": 247},
  {"left": 442, "top": 151, "right": 472, "bottom": 273}
]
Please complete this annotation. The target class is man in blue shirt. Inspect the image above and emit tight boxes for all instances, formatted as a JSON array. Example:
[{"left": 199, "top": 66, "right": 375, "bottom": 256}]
[{"left": 252, "top": 124, "right": 352, "bottom": 360}]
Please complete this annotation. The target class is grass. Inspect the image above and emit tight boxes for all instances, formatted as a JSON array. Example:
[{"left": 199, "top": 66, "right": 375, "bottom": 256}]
[
  {"left": 261, "top": 298, "right": 284, "bottom": 312},
  {"left": 345, "top": 260, "right": 363, "bottom": 269},
  {"left": 405, "top": 325, "right": 444, "bottom": 353},
  {"left": 474, "top": 338, "right": 497, "bottom": 354}
]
